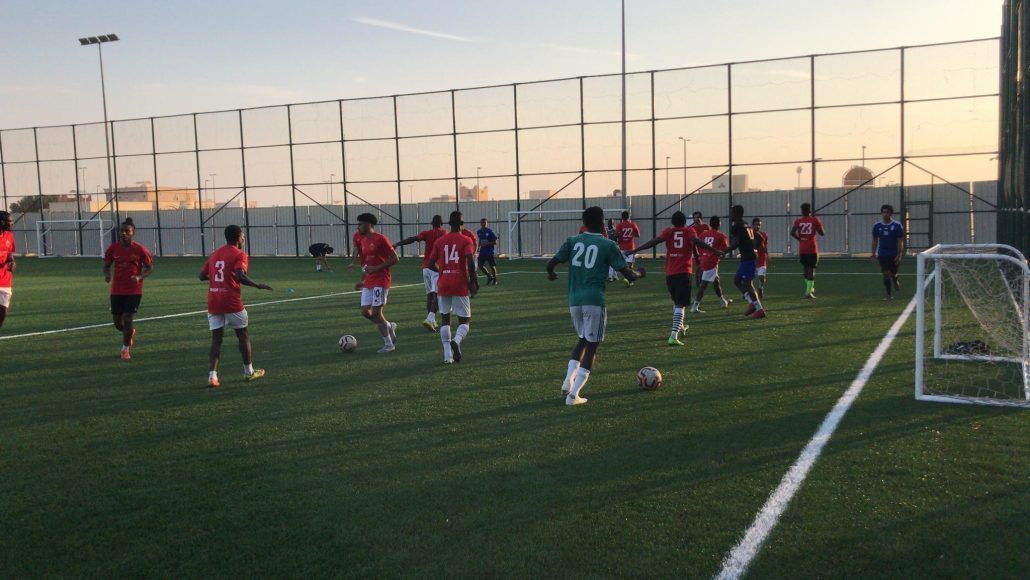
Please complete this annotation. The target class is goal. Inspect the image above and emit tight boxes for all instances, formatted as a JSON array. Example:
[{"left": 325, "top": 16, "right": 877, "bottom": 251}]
[
  {"left": 35, "top": 219, "right": 107, "bottom": 257},
  {"left": 506, "top": 208, "right": 627, "bottom": 259},
  {"left": 915, "top": 243, "right": 1029, "bottom": 407}
]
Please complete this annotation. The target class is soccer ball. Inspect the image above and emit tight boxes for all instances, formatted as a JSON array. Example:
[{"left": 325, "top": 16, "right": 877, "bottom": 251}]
[
  {"left": 637, "top": 366, "right": 662, "bottom": 390},
  {"left": 338, "top": 335, "right": 358, "bottom": 353}
]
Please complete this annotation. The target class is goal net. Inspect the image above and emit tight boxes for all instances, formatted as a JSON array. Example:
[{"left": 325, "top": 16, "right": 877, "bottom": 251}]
[
  {"left": 35, "top": 219, "right": 107, "bottom": 257},
  {"left": 507, "top": 208, "right": 627, "bottom": 259},
  {"left": 916, "top": 244, "right": 1029, "bottom": 407}
]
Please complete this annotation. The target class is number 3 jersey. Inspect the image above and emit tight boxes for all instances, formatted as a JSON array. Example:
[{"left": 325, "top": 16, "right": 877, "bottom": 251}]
[
  {"left": 553, "top": 232, "right": 627, "bottom": 307},
  {"left": 204, "top": 244, "right": 249, "bottom": 314},
  {"left": 658, "top": 226, "right": 700, "bottom": 276}
]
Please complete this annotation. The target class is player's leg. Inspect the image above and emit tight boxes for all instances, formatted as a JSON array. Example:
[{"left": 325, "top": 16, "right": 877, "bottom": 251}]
[
  {"left": 225, "top": 311, "right": 262, "bottom": 380},
  {"left": 809, "top": 254, "right": 819, "bottom": 296},
  {"left": 622, "top": 254, "right": 635, "bottom": 286},
  {"left": 477, "top": 255, "right": 490, "bottom": 283},
  {"left": 567, "top": 306, "right": 605, "bottom": 405},
  {"left": 666, "top": 275, "right": 687, "bottom": 346},
  {"left": 422, "top": 268, "right": 439, "bottom": 331},
  {"left": 562, "top": 307, "right": 587, "bottom": 396},
  {"left": 693, "top": 270, "right": 711, "bottom": 312},
  {"left": 207, "top": 317, "right": 225, "bottom": 387},
  {"left": 756, "top": 266, "right": 767, "bottom": 299},
  {"left": 0, "top": 305, "right": 6, "bottom": 329},
  {"left": 736, "top": 262, "right": 764, "bottom": 317},
  {"left": 488, "top": 257, "right": 498, "bottom": 285},
  {"left": 451, "top": 297, "right": 472, "bottom": 361},
  {"left": 439, "top": 297, "right": 454, "bottom": 362},
  {"left": 890, "top": 259, "right": 901, "bottom": 290},
  {"left": 369, "top": 288, "right": 395, "bottom": 352},
  {"left": 879, "top": 257, "right": 894, "bottom": 300},
  {"left": 713, "top": 274, "right": 730, "bottom": 308}
]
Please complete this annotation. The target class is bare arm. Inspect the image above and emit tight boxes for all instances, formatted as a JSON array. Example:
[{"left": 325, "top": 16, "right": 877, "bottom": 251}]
[
  {"left": 629, "top": 236, "right": 664, "bottom": 255},
  {"left": 871, "top": 235, "right": 879, "bottom": 259},
  {"left": 103, "top": 262, "right": 113, "bottom": 283},
  {"left": 132, "top": 262, "right": 154, "bottom": 284},
  {"left": 234, "top": 268, "right": 272, "bottom": 291},
  {"left": 546, "top": 257, "right": 561, "bottom": 281},
  {"left": 620, "top": 265, "right": 643, "bottom": 282},
  {"left": 790, "top": 224, "right": 801, "bottom": 242},
  {"left": 393, "top": 235, "right": 420, "bottom": 247},
  {"left": 5, "top": 254, "right": 15, "bottom": 273},
  {"left": 465, "top": 254, "right": 479, "bottom": 297},
  {"left": 895, "top": 236, "right": 904, "bottom": 264}
]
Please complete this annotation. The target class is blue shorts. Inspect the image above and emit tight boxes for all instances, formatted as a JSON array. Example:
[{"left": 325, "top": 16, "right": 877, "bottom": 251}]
[{"left": 736, "top": 260, "right": 756, "bottom": 281}]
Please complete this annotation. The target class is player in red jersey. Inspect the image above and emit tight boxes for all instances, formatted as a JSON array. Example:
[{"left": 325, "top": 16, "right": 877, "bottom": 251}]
[
  {"left": 0, "top": 211, "right": 16, "bottom": 330},
  {"left": 354, "top": 213, "right": 400, "bottom": 353},
  {"left": 752, "top": 217, "right": 770, "bottom": 299},
  {"left": 615, "top": 211, "right": 641, "bottom": 286},
  {"left": 200, "top": 225, "right": 272, "bottom": 388},
  {"left": 102, "top": 219, "right": 154, "bottom": 360},
  {"left": 791, "top": 203, "right": 825, "bottom": 298},
  {"left": 687, "top": 211, "right": 710, "bottom": 287},
  {"left": 394, "top": 214, "right": 446, "bottom": 332},
  {"left": 692, "top": 216, "right": 731, "bottom": 313},
  {"left": 627, "top": 211, "right": 715, "bottom": 346},
  {"left": 427, "top": 211, "right": 479, "bottom": 363}
]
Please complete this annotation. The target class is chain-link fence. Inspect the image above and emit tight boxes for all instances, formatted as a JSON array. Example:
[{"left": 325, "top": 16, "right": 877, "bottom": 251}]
[{"left": 999, "top": 0, "right": 1028, "bottom": 251}]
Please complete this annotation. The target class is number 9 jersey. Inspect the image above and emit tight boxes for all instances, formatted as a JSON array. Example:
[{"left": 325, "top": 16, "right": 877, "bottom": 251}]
[
  {"left": 204, "top": 244, "right": 249, "bottom": 314},
  {"left": 553, "top": 232, "right": 627, "bottom": 307}
]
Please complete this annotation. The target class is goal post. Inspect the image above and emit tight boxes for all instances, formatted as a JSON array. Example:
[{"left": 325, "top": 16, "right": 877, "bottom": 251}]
[
  {"left": 915, "top": 243, "right": 1029, "bottom": 407},
  {"left": 506, "top": 208, "right": 627, "bottom": 259},
  {"left": 35, "top": 219, "right": 106, "bottom": 258}
]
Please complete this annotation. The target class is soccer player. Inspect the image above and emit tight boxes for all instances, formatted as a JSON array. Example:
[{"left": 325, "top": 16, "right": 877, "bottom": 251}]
[
  {"left": 627, "top": 211, "right": 715, "bottom": 346},
  {"left": 752, "top": 217, "right": 770, "bottom": 299},
  {"left": 547, "top": 206, "right": 645, "bottom": 406},
  {"left": 476, "top": 218, "right": 499, "bottom": 285},
  {"left": 614, "top": 210, "right": 641, "bottom": 286},
  {"left": 103, "top": 219, "right": 154, "bottom": 360},
  {"left": 692, "top": 216, "right": 730, "bottom": 313},
  {"left": 308, "top": 242, "right": 334, "bottom": 272},
  {"left": 606, "top": 218, "right": 618, "bottom": 281},
  {"left": 688, "top": 211, "right": 710, "bottom": 287},
  {"left": 354, "top": 213, "right": 400, "bottom": 353},
  {"left": 872, "top": 204, "right": 905, "bottom": 300},
  {"left": 0, "top": 211, "right": 15, "bottom": 330},
  {"left": 428, "top": 211, "right": 479, "bottom": 363},
  {"left": 724, "top": 205, "right": 766, "bottom": 319},
  {"left": 200, "top": 225, "right": 272, "bottom": 388},
  {"left": 395, "top": 215, "right": 446, "bottom": 331},
  {"left": 791, "top": 202, "right": 825, "bottom": 298}
]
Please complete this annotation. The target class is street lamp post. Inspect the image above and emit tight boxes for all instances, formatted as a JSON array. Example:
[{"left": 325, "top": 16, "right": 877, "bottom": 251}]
[
  {"left": 476, "top": 166, "right": 481, "bottom": 195},
  {"left": 665, "top": 156, "right": 670, "bottom": 195},
  {"left": 78, "top": 33, "right": 120, "bottom": 234},
  {"left": 678, "top": 137, "right": 689, "bottom": 196},
  {"left": 328, "top": 173, "right": 335, "bottom": 206},
  {"left": 208, "top": 173, "right": 217, "bottom": 206},
  {"left": 861, "top": 145, "right": 867, "bottom": 168}
]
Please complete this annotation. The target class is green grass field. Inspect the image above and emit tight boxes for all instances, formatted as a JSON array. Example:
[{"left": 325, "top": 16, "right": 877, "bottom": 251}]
[{"left": 1, "top": 256, "right": 1027, "bottom": 578}]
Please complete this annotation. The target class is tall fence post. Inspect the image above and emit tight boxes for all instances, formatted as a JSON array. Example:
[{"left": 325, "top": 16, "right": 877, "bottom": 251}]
[
  {"left": 149, "top": 117, "right": 164, "bottom": 256},
  {"left": 392, "top": 95, "right": 405, "bottom": 255},
  {"left": 287, "top": 105, "right": 301, "bottom": 257},
  {"left": 237, "top": 109, "right": 252, "bottom": 255},
  {"left": 338, "top": 100, "right": 352, "bottom": 257},
  {"left": 192, "top": 113, "right": 206, "bottom": 256}
]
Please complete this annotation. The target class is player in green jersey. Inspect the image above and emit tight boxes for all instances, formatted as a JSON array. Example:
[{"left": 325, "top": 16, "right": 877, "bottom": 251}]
[{"left": 546, "top": 206, "right": 645, "bottom": 406}]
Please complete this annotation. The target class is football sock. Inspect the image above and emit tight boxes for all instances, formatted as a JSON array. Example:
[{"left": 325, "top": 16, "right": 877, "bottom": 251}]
[
  {"left": 440, "top": 326, "right": 453, "bottom": 359},
  {"left": 380, "top": 325, "right": 394, "bottom": 347},
  {"left": 570, "top": 367, "right": 591, "bottom": 398},
  {"left": 753, "top": 299, "right": 764, "bottom": 311},
  {"left": 805, "top": 279, "right": 814, "bottom": 294},
  {"left": 425, "top": 312, "right": 436, "bottom": 323},
  {"left": 671, "top": 307, "right": 684, "bottom": 339},
  {"left": 244, "top": 363, "right": 254, "bottom": 375},
  {"left": 884, "top": 277, "right": 892, "bottom": 295},
  {"left": 209, "top": 371, "right": 218, "bottom": 381},
  {"left": 743, "top": 293, "right": 753, "bottom": 304},
  {"left": 121, "top": 345, "right": 129, "bottom": 352},
  {"left": 455, "top": 323, "right": 469, "bottom": 344},
  {"left": 563, "top": 359, "right": 580, "bottom": 391},
  {"left": 316, "top": 264, "right": 322, "bottom": 272}
]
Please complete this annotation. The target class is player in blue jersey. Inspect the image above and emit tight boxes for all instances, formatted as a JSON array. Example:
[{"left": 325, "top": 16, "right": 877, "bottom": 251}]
[
  {"left": 871, "top": 204, "right": 905, "bottom": 300},
  {"left": 723, "top": 204, "right": 766, "bottom": 319},
  {"left": 476, "top": 218, "right": 499, "bottom": 285}
]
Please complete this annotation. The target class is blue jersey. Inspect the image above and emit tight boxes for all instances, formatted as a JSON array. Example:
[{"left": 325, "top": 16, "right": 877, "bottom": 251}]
[
  {"left": 873, "top": 220, "right": 905, "bottom": 257},
  {"left": 477, "top": 227, "right": 498, "bottom": 257}
]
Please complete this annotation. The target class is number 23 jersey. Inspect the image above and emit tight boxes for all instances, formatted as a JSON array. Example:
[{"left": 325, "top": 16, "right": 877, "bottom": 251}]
[{"left": 554, "top": 232, "right": 627, "bottom": 307}]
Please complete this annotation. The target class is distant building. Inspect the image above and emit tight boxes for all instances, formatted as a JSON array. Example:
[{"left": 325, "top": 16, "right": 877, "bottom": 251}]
[
  {"left": 429, "top": 194, "right": 455, "bottom": 203},
  {"left": 706, "top": 174, "right": 752, "bottom": 193},
  {"left": 842, "top": 166, "right": 875, "bottom": 189},
  {"left": 458, "top": 183, "right": 489, "bottom": 202},
  {"left": 48, "top": 181, "right": 215, "bottom": 213},
  {"left": 527, "top": 189, "right": 552, "bottom": 200}
]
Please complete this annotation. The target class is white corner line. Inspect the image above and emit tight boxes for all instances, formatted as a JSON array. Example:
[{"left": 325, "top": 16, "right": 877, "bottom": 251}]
[{"left": 714, "top": 295, "right": 917, "bottom": 580}]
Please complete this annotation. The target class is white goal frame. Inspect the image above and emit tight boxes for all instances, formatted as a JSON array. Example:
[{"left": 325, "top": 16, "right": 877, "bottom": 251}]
[
  {"left": 506, "top": 208, "right": 627, "bottom": 259},
  {"left": 35, "top": 218, "right": 106, "bottom": 258},
  {"left": 915, "top": 243, "right": 1029, "bottom": 407}
]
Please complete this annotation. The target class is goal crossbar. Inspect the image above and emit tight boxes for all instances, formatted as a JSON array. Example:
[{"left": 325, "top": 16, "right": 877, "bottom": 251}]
[
  {"left": 35, "top": 218, "right": 106, "bottom": 258},
  {"left": 506, "top": 208, "right": 626, "bottom": 259}
]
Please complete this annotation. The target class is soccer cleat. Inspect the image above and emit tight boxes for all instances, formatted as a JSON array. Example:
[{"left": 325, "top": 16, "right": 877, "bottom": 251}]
[
  {"left": 803, "top": 293, "right": 815, "bottom": 299},
  {"left": 565, "top": 395, "right": 588, "bottom": 406},
  {"left": 751, "top": 309, "right": 767, "bottom": 319},
  {"left": 744, "top": 303, "right": 757, "bottom": 316},
  {"left": 377, "top": 344, "right": 396, "bottom": 354},
  {"left": 208, "top": 376, "right": 221, "bottom": 388},
  {"left": 422, "top": 320, "right": 438, "bottom": 333},
  {"left": 444, "top": 358, "right": 454, "bottom": 364},
  {"left": 721, "top": 298, "right": 731, "bottom": 309},
  {"left": 691, "top": 304, "right": 705, "bottom": 314},
  {"left": 668, "top": 337, "right": 685, "bottom": 347},
  {"left": 451, "top": 340, "right": 462, "bottom": 363},
  {"left": 120, "top": 349, "right": 131, "bottom": 361},
  {"left": 245, "top": 369, "right": 266, "bottom": 382}
]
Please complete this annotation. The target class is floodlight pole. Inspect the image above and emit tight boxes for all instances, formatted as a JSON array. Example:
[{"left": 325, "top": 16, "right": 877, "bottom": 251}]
[
  {"left": 79, "top": 34, "right": 120, "bottom": 238},
  {"left": 620, "top": 0, "right": 627, "bottom": 207}
]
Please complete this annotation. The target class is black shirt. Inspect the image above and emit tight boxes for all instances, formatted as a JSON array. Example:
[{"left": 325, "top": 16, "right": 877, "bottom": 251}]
[
  {"left": 730, "top": 221, "right": 757, "bottom": 261},
  {"left": 309, "top": 243, "right": 332, "bottom": 256}
]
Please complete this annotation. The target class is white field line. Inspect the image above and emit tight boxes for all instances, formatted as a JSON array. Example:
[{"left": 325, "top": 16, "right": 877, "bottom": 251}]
[{"left": 714, "top": 295, "right": 918, "bottom": 580}]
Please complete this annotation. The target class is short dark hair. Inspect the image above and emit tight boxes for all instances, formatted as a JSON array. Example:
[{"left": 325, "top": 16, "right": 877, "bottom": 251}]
[
  {"left": 480, "top": 218, "right": 488, "bottom": 223},
  {"left": 122, "top": 217, "right": 134, "bottom": 226},
  {"left": 692, "top": 211, "right": 703, "bottom": 219},
  {"left": 671, "top": 211, "right": 687, "bottom": 227},
  {"left": 224, "top": 225, "right": 243, "bottom": 243},
  {"left": 326, "top": 246, "right": 334, "bottom": 254},
  {"left": 0, "top": 210, "right": 11, "bottom": 222},
  {"left": 431, "top": 214, "right": 443, "bottom": 227},
  {"left": 801, "top": 202, "right": 812, "bottom": 215},
  {"left": 732, "top": 205, "right": 744, "bottom": 219},
  {"left": 356, "top": 213, "right": 378, "bottom": 226},
  {"left": 709, "top": 215, "right": 720, "bottom": 228},
  {"left": 751, "top": 217, "right": 762, "bottom": 225},
  {"left": 621, "top": 210, "right": 630, "bottom": 220},
  {"left": 448, "top": 210, "right": 464, "bottom": 227},
  {"left": 881, "top": 204, "right": 895, "bottom": 214},
  {"left": 583, "top": 207, "right": 605, "bottom": 231}
]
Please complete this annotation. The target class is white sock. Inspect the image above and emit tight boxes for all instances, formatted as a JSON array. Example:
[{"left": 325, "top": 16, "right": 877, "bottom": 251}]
[
  {"left": 455, "top": 323, "right": 469, "bottom": 344},
  {"left": 244, "top": 363, "right": 254, "bottom": 375},
  {"left": 381, "top": 326, "right": 394, "bottom": 347},
  {"left": 570, "top": 367, "right": 591, "bottom": 398},
  {"left": 426, "top": 312, "right": 436, "bottom": 323},
  {"left": 562, "top": 359, "right": 580, "bottom": 391},
  {"left": 440, "top": 326, "right": 453, "bottom": 359},
  {"left": 753, "top": 299, "right": 763, "bottom": 311},
  {"left": 121, "top": 345, "right": 129, "bottom": 352},
  {"left": 671, "top": 307, "right": 683, "bottom": 338},
  {"left": 743, "top": 293, "right": 753, "bottom": 304},
  {"left": 209, "top": 371, "right": 218, "bottom": 381},
  {"left": 316, "top": 264, "right": 322, "bottom": 271}
]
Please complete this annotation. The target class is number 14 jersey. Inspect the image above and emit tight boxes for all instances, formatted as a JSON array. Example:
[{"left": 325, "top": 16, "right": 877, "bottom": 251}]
[{"left": 554, "top": 232, "right": 627, "bottom": 307}]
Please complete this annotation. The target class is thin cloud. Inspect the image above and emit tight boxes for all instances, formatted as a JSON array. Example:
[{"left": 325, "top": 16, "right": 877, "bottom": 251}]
[
  {"left": 353, "top": 16, "right": 480, "bottom": 43},
  {"left": 542, "top": 43, "right": 640, "bottom": 60}
]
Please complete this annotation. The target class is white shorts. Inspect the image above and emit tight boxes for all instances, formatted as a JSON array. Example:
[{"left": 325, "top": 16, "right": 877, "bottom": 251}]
[
  {"left": 624, "top": 253, "right": 635, "bottom": 265},
  {"left": 361, "top": 287, "right": 389, "bottom": 307},
  {"left": 422, "top": 268, "right": 439, "bottom": 294},
  {"left": 0, "top": 287, "right": 11, "bottom": 308},
  {"left": 438, "top": 295, "right": 471, "bottom": 317},
  {"left": 700, "top": 267, "right": 719, "bottom": 283},
  {"left": 757, "top": 266, "right": 767, "bottom": 276},
  {"left": 570, "top": 305, "right": 607, "bottom": 343},
  {"left": 208, "top": 309, "right": 248, "bottom": 331}
]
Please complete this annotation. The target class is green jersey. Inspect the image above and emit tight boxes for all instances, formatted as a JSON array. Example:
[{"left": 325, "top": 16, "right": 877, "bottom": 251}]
[{"left": 553, "top": 232, "right": 627, "bottom": 306}]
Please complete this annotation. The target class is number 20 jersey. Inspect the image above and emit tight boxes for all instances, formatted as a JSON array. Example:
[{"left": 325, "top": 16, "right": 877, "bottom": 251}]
[{"left": 553, "top": 232, "right": 627, "bottom": 307}]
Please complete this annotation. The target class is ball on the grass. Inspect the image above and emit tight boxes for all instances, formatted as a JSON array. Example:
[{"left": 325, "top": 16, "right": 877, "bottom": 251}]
[
  {"left": 338, "top": 334, "right": 358, "bottom": 353},
  {"left": 637, "top": 366, "right": 662, "bottom": 390}
]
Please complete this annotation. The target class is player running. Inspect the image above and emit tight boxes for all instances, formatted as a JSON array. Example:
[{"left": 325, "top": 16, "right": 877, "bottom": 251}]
[
  {"left": 103, "top": 219, "right": 154, "bottom": 360},
  {"left": 476, "top": 218, "right": 499, "bottom": 285},
  {"left": 627, "top": 211, "right": 715, "bottom": 346},
  {"left": 547, "top": 206, "right": 645, "bottom": 406},
  {"left": 724, "top": 205, "right": 766, "bottom": 319},
  {"left": 354, "top": 213, "right": 400, "bottom": 353},
  {"left": 872, "top": 204, "right": 905, "bottom": 300},
  {"left": 614, "top": 211, "right": 641, "bottom": 286},
  {"left": 752, "top": 217, "right": 769, "bottom": 299},
  {"left": 308, "top": 242, "right": 334, "bottom": 272},
  {"left": 200, "top": 225, "right": 273, "bottom": 387},
  {"left": 606, "top": 218, "right": 618, "bottom": 281},
  {"left": 0, "top": 211, "right": 16, "bottom": 330},
  {"left": 428, "top": 211, "right": 479, "bottom": 363},
  {"left": 688, "top": 211, "right": 710, "bottom": 288},
  {"left": 395, "top": 214, "right": 446, "bottom": 331},
  {"left": 791, "top": 203, "right": 825, "bottom": 299},
  {"left": 692, "top": 216, "right": 730, "bottom": 313}
]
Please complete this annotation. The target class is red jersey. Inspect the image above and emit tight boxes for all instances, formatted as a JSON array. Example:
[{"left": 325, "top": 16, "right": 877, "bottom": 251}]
[
  {"left": 688, "top": 223, "right": 711, "bottom": 258},
  {"left": 358, "top": 232, "right": 395, "bottom": 289},
  {"left": 352, "top": 232, "right": 362, "bottom": 257},
  {"left": 428, "top": 232, "right": 475, "bottom": 297},
  {"left": 793, "top": 216, "right": 824, "bottom": 254},
  {"left": 698, "top": 230, "right": 729, "bottom": 271},
  {"left": 755, "top": 231, "right": 769, "bottom": 267},
  {"left": 204, "top": 244, "right": 249, "bottom": 315},
  {"left": 416, "top": 227, "right": 446, "bottom": 268},
  {"left": 0, "top": 231, "right": 15, "bottom": 287},
  {"left": 104, "top": 241, "right": 153, "bottom": 295},
  {"left": 615, "top": 220, "right": 641, "bottom": 251},
  {"left": 460, "top": 228, "right": 478, "bottom": 253},
  {"left": 659, "top": 227, "right": 698, "bottom": 276}
]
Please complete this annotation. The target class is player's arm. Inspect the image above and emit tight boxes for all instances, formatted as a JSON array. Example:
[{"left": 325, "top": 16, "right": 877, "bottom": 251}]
[
  {"left": 465, "top": 252, "right": 479, "bottom": 297},
  {"left": 4, "top": 252, "right": 14, "bottom": 273},
  {"left": 692, "top": 236, "right": 715, "bottom": 252},
  {"left": 895, "top": 230, "right": 905, "bottom": 264},
  {"left": 134, "top": 261, "right": 154, "bottom": 284},
  {"left": 790, "top": 222, "right": 801, "bottom": 241},
  {"left": 199, "top": 259, "right": 210, "bottom": 281},
  {"left": 234, "top": 268, "right": 272, "bottom": 291},
  {"left": 816, "top": 218, "right": 825, "bottom": 236},
  {"left": 394, "top": 234, "right": 421, "bottom": 247},
  {"left": 629, "top": 236, "right": 664, "bottom": 255},
  {"left": 871, "top": 231, "right": 879, "bottom": 260},
  {"left": 347, "top": 244, "right": 362, "bottom": 271},
  {"left": 547, "top": 240, "right": 572, "bottom": 280},
  {"left": 723, "top": 228, "right": 741, "bottom": 255},
  {"left": 103, "top": 261, "right": 113, "bottom": 283}
]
